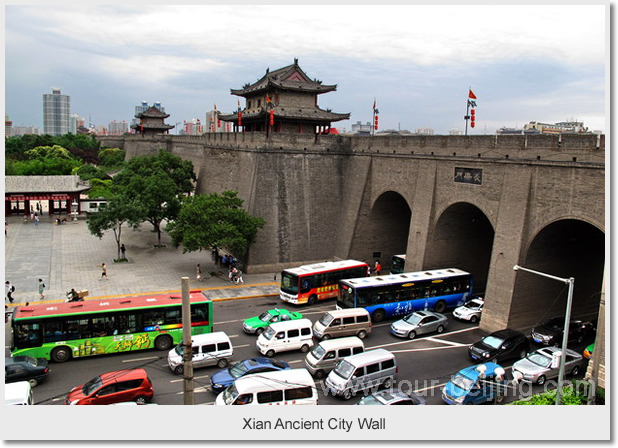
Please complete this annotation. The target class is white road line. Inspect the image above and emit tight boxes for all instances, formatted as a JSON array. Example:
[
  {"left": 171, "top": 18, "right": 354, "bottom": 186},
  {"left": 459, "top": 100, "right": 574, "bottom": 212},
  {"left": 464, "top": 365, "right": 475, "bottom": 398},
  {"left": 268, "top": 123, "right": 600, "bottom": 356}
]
[
  {"left": 121, "top": 356, "right": 159, "bottom": 363},
  {"left": 390, "top": 345, "right": 469, "bottom": 354},
  {"left": 414, "top": 382, "right": 447, "bottom": 393},
  {"left": 425, "top": 337, "right": 467, "bottom": 347},
  {"left": 234, "top": 344, "right": 250, "bottom": 349},
  {"left": 366, "top": 326, "right": 477, "bottom": 350},
  {"left": 170, "top": 374, "right": 210, "bottom": 383},
  {"left": 228, "top": 334, "right": 239, "bottom": 338},
  {"left": 289, "top": 359, "right": 304, "bottom": 364}
]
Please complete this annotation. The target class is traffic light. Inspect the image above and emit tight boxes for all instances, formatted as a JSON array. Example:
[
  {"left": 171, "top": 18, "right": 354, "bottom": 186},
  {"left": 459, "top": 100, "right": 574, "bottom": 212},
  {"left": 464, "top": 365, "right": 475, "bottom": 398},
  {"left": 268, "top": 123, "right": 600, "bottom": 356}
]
[{"left": 471, "top": 109, "right": 476, "bottom": 128}]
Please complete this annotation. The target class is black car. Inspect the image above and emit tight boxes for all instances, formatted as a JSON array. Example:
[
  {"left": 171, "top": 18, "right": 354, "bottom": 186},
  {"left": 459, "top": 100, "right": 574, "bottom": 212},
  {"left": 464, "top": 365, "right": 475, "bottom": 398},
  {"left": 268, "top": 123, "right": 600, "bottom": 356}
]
[
  {"left": 531, "top": 317, "right": 596, "bottom": 347},
  {"left": 5, "top": 356, "right": 49, "bottom": 387},
  {"left": 468, "top": 329, "right": 530, "bottom": 363}
]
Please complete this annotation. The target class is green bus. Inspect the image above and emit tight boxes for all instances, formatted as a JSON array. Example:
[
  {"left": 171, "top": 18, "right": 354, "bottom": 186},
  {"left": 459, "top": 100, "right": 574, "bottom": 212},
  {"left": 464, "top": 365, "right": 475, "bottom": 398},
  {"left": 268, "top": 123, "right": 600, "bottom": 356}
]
[{"left": 9, "top": 292, "right": 213, "bottom": 363}]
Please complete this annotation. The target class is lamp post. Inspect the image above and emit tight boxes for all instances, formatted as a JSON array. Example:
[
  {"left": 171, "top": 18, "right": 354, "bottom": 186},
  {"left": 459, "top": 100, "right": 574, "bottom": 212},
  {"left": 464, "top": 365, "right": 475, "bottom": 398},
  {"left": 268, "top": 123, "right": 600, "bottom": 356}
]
[
  {"left": 513, "top": 265, "right": 574, "bottom": 405},
  {"left": 71, "top": 200, "right": 78, "bottom": 222}
]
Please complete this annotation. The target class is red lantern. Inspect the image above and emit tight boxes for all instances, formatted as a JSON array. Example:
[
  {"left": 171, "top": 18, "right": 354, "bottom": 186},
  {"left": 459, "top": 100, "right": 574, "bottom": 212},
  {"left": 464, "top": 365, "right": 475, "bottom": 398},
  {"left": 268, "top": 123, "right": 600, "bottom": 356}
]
[
  {"left": 471, "top": 109, "right": 476, "bottom": 128},
  {"left": 269, "top": 110, "right": 274, "bottom": 126},
  {"left": 374, "top": 114, "right": 379, "bottom": 130},
  {"left": 238, "top": 112, "right": 242, "bottom": 126},
  {"left": 217, "top": 119, "right": 221, "bottom": 128}
]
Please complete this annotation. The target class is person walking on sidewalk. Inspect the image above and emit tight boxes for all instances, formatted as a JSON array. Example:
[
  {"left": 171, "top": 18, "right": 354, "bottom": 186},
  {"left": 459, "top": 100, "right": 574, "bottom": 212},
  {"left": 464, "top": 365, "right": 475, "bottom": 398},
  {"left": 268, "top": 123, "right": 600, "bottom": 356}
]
[
  {"left": 196, "top": 263, "right": 202, "bottom": 282},
  {"left": 99, "top": 263, "right": 108, "bottom": 280},
  {"left": 120, "top": 244, "right": 126, "bottom": 260},
  {"left": 5, "top": 281, "right": 15, "bottom": 303},
  {"left": 38, "top": 278, "right": 46, "bottom": 300}
]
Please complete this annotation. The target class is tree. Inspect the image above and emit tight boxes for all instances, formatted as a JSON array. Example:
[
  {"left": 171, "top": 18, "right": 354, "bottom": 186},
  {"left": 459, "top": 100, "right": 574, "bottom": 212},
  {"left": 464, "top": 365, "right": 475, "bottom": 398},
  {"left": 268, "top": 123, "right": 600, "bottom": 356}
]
[
  {"left": 166, "top": 191, "right": 266, "bottom": 265},
  {"left": 87, "top": 194, "right": 144, "bottom": 261},
  {"left": 112, "top": 150, "right": 196, "bottom": 246}
]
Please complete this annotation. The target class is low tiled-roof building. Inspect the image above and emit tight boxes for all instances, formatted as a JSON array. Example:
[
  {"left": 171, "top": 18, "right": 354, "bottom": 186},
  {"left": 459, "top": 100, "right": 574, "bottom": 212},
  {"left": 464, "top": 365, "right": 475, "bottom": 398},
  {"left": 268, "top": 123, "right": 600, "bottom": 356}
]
[
  {"left": 219, "top": 59, "right": 350, "bottom": 135},
  {"left": 5, "top": 175, "right": 91, "bottom": 217}
]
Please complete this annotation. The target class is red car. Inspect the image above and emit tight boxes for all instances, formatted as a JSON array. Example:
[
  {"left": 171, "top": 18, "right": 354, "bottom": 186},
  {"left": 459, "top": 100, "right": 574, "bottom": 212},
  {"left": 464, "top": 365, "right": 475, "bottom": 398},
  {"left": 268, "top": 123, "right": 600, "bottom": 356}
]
[{"left": 65, "top": 368, "right": 154, "bottom": 405}]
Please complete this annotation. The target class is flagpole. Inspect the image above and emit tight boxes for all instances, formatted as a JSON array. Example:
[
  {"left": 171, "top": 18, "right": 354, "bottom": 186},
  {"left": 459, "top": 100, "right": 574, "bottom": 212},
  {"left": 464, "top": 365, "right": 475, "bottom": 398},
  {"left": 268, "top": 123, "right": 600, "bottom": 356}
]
[{"left": 372, "top": 99, "right": 375, "bottom": 137}]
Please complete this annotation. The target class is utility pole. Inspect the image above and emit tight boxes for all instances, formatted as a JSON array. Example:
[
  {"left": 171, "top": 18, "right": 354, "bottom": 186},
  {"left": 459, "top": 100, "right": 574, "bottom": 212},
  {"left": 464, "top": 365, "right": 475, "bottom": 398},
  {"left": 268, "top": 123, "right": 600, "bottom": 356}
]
[{"left": 181, "top": 277, "right": 195, "bottom": 405}]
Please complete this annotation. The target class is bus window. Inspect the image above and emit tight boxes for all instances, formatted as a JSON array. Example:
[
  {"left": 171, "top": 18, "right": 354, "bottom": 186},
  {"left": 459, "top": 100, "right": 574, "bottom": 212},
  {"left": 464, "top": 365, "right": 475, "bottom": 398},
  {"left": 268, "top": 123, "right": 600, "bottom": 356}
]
[{"left": 16, "top": 323, "right": 41, "bottom": 347}]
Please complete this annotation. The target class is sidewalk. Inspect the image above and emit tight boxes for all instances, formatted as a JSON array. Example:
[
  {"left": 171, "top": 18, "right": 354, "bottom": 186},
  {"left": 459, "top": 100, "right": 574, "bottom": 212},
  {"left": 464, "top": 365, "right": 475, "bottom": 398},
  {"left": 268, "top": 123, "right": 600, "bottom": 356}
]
[{"left": 4, "top": 215, "right": 279, "bottom": 307}]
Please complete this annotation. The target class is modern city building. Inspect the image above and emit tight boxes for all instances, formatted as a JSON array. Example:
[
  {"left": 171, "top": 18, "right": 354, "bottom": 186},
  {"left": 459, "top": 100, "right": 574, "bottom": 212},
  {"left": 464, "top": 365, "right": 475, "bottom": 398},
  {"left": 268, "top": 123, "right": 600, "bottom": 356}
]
[
  {"left": 523, "top": 120, "right": 590, "bottom": 134},
  {"left": 414, "top": 127, "right": 435, "bottom": 136},
  {"left": 43, "top": 89, "right": 70, "bottom": 136},
  {"left": 206, "top": 109, "right": 231, "bottom": 133},
  {"left": 11, "top": 126, "right": 42, "bottom": 137},
  {"left": 5, "top": 115, "right": 12, "bottom": 138},
  {"left": 108, "top": 120, "right": 129, "bottom": 135},
  {"left": 351, "top": 121, "right": 373, "bottom": 135},
  {"left": 69, "top": 113, "right": 85, "bottom": 134},
  {"left": 131, "top": 101, "right": 166, "bottom": 131}
]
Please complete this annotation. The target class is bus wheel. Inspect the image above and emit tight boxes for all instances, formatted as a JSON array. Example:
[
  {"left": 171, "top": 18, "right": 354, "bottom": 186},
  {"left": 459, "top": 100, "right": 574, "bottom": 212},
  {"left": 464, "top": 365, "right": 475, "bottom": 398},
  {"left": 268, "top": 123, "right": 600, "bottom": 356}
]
[
  {"left": 308, "top": 295, "right": 318, "bottom": 305},
  {"left": 357, "top": 330, "right": 367, "bottom": 339},
  {"left": 315, "top": 370, "right": 326, "bottom": 380},
  {"left": 434, "top": 301, "right": 446, "bottom": 313},
  {"left": 155, "top": 335, "right": 173, "bottom": 351},
  {"left": 372, "top": 309, "right": 385, "bottom": 322},
  {"left": 217, "top": 358, "right": 228, "bottom": 368},
  {"left": 51, "top": 346, "right": 71, "bottom": 363}
]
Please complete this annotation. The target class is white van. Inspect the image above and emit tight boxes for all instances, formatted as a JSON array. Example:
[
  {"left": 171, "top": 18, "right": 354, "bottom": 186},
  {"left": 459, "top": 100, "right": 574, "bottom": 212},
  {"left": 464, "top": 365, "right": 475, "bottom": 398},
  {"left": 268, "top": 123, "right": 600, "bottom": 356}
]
[
  {"left": 256, "top": 319, "right": 314, "bottom": 357},
  {"left": 5, "top": 381, "right": 33, "bottom": 405},
  {"left": 168, "top": 331, "right": 233, "bottom": 375},
  {"left": 305, "top": 336, "right": 365, "bottom": 379},
  {"left": 215, "top": 369, "right": 318, "bottom": 405},
  {"left": 313, "top": 308, "right": 372, "bottom": 340},
  {"left": 325, "top": 348, "right": 397, "bottom": 400}
]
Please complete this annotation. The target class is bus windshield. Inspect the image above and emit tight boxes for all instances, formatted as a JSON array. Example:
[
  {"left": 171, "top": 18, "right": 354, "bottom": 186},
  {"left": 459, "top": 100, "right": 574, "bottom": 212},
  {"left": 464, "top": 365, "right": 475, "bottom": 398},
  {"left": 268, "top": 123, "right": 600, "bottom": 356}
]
[{"left": 280, "top": 272, "right": 299, "bottom": 295}]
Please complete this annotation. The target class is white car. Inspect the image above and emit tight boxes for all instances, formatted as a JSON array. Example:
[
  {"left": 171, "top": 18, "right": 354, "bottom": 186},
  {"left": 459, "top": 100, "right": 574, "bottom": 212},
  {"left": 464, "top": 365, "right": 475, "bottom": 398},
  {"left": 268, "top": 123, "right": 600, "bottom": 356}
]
[{"left": 452, "top": 297, "right": 484, "bottom": 323}]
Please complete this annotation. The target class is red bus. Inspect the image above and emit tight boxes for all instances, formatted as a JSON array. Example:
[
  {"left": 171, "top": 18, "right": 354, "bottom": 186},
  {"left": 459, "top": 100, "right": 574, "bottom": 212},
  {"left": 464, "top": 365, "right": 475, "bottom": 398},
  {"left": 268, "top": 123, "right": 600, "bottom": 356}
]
[
  {"left": 9, "top": 292, "right": 212, "bottom": 362},
  {"left": 279, "top": 260, "right": 370, "bottom": 305}
]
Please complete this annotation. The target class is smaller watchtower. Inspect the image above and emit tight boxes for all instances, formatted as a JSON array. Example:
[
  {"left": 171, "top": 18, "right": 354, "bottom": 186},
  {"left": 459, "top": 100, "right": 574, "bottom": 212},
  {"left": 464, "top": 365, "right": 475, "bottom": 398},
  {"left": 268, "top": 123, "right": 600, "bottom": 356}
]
[{"left": 131, "top": 106, "right": 174, "bottom": 137}]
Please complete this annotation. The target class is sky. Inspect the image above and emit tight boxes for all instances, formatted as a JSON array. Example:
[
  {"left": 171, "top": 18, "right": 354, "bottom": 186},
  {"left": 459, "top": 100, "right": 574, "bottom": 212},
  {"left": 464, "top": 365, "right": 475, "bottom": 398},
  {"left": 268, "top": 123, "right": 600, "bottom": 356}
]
[{"left": 4, "top": 3, "right": 608, "bottom": 135}]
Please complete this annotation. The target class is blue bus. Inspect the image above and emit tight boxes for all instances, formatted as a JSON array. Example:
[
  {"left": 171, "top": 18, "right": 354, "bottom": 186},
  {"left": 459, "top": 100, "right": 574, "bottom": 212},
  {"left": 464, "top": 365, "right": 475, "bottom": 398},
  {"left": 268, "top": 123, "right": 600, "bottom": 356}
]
[{"left": 337, "top": 268, "right": 473, "bottom": 322}]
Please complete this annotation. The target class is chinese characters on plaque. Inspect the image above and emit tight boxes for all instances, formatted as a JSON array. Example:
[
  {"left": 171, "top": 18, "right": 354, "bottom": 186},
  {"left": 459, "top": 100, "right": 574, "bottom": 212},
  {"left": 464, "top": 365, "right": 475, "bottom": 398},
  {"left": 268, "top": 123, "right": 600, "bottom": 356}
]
[{"left": 454, "top": 167, "right": 482, "bottom": 185}]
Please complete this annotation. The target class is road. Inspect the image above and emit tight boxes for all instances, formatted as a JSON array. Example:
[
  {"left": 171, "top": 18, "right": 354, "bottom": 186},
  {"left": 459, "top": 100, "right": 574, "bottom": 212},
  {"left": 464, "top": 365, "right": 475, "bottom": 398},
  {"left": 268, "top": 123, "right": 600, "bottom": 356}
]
[{"left": 5, "top": 295, "right": 589, "bottom": 406}]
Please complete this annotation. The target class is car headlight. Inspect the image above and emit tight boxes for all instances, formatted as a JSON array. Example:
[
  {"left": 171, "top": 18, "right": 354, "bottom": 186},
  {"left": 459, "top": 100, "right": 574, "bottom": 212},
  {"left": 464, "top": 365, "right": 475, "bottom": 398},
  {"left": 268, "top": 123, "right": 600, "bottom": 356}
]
[
  {"left": 483, "top": 352, "right": 491, "bottom": 358},
  {"left": 213, "top": 383, "right": 223, "bottom": 389},
  {"left": 454, "top": 395, "right": 465, "bottom": 404}
]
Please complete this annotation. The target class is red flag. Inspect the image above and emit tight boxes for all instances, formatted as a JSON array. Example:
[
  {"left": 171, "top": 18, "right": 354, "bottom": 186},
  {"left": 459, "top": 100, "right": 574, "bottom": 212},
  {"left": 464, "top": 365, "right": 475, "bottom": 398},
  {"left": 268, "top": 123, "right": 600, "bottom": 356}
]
[
  {"left": 266, "top": 95, "right": 272, "bottom": 103},
  {"left": 373, "top": 99, "right": 376, "bottom": 111},
  {"left": 468, "top": 89, "right": 477, "bottom": 100}
]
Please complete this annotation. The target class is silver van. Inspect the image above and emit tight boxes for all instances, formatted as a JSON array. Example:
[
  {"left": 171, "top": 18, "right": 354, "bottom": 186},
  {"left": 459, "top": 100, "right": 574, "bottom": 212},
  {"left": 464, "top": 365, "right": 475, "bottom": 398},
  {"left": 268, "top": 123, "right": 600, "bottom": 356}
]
[
  {"left": 256, "top": 319, "right": 314, "bottom": 357},
  {"left": 168, "top": 332, "right": 234, "bottom": 375},
  {"left": 313, "top": 308, "right": 372, "bottom": 340},
  {"left": 325, "top": 348, "right": 397, "bottom": 400},
  {"left": 304, "top": 336, "right": 365, "bottom": 379}
]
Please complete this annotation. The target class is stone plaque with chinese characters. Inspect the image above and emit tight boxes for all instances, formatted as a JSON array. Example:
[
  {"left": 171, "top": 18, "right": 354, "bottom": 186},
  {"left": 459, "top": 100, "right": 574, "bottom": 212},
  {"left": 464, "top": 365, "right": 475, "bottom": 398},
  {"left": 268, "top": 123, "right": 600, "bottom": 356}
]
[{"left": 454, "top": 167, "right": 482, "bottom": 185}]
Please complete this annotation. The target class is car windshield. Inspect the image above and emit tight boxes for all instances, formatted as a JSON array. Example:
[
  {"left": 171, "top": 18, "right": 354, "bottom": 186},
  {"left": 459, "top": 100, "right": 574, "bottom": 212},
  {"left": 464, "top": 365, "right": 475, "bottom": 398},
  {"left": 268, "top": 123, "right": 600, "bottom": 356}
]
[
  {"left": 229, "top": 361, "right": 250, "bottom": 379},
  {"left": 83, "top": 376, "right": 103, "bottom": 396},
  {"left": 262, "top": 327, "right": 276, "bottom": 340},
  {"left": 318, "top": 313, "right": 334, "bottom": 327},
  {"left": 259, "top": 312, "right": 273, "bottom": 323},
  {"left": 222, "top": 384, "right": 239, "bottom": 405},
  {"left": 544, "top": 319, "right": 564, "bottom": 331},
  {"left": 404, "top": 313, "right": 422, "bottom": 325},
  {"left": 482, "top": 335, "right": 504, "bottom": 349},
  {"left": 465, "top": 301, "right": 481, "bottom": 309},
  {"left": 311, "top": 345, "right": 326, "bottom": 360},
  {"left": 527, "top": 352, "right": 552, "bottom": 368},
  {"left": 451, "top": 373, "right": 474, "bottom": 391},
  {"left": 174, "top": 344, "right": 183, "bottom": 356},
  {"left": 333, "top": 360, "right": 355, "bottom": 380},
  {"left": 358, "top": 395, "right": 382, "bottom": 405}
]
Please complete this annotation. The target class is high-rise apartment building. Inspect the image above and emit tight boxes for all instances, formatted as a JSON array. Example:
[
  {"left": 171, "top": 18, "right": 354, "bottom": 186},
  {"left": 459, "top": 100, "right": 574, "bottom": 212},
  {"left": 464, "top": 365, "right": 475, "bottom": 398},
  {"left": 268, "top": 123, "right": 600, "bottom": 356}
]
[
  {"left": 5, "top": 115, "right": 12, "bottom": 138},
  {"left": 43, "top": 89, "right": 70, "bottom": 135}
]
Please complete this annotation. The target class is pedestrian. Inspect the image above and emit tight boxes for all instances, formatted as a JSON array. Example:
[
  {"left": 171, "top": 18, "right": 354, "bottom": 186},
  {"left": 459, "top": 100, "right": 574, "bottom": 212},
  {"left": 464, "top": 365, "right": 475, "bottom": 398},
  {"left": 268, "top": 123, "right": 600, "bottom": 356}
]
[
  {"left": 5, "top": 281, "right": 15, "bottom": 303},
  {"left": 196, "top": 263, "right": 202, "bottom": 282},
  {"left": 38, "top": 278, "right": 46, "bottom": 300},
  {"left": 35, "top": 215, "right": 40, "bottom": 226},
  {"left": 5, "top": 221, "right": 7, "bottom": 237},
  {"left": 374, "top": 260, "right": 382, "bottom": 276},
  {"left": 121, "top": 244, "right": 126, "bottom": 260},
  {"left": 99, "top": 263, "right": 108, "bottom": 280}
]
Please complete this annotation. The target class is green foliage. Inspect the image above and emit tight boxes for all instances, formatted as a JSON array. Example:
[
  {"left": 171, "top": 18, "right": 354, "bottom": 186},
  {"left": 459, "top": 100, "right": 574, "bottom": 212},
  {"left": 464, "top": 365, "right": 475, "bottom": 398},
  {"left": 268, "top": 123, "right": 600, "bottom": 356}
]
[
  {"left": 166, "top": 191, "right": 266, "bottom": 259},
  {"left": 509, "top": 385, "right": 587, "bottom": 405},
  {"left": 112, "top": 149, "right": 196, "bottom": 245},
  {"left": 99, "top": 147, "right": 126, "bottom": 168},
  {"left": 75, "top": 164, "right": 112, "bottom": 182},
  {"left": 5, "top": 134, "right": 99, "bottom": 163},
  {"left": 8, "top": 157, "right": 82, "bottom": 176},
  {"left": 25, "top": 145, "right": 74, "bottom": 160},
  {"left": 86, "top": 179, "right": 113, "bottom": 199}
]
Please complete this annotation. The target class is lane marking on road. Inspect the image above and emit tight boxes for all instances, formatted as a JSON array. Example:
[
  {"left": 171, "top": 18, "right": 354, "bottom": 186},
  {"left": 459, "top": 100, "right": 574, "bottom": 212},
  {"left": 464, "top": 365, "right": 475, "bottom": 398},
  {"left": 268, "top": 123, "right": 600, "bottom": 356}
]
[
  {"left": 170, "top": 374, "right": 210, "bottom": 383},
  {"left": 366, "top": 326, "right": 478, "bottom": 350},
  {"left": 425, "top": 337, "right": 467, "bottom": 347},
  {"left": 122, "top": 356, "right": 159, "bottom": 363},
  {"left": 234, "top": 344, "right": 250, "bottom": 349},
  {"left": 390, "top": 345, "right": 469, "bottom": 354},
  {"left": 228, "top": 334, "right": 239, "bottom": 338},
  {"left": 289, "top": 359, "right": 304, "bottom": 364},
  {"left": 414, "top": 382, "right": 447, "bottom": 393}
]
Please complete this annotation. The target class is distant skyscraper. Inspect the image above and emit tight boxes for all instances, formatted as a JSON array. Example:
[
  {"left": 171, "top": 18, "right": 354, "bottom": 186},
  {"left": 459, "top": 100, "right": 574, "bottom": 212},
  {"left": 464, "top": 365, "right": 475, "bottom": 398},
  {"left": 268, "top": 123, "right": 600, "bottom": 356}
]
[
  {"left": 69, "top": 113, "right": 85, "bottom": 134},
  {"left": 5, "top": 114, "right": 12, "bottom": 138},
  {"left": 43, "top": 89, "right": 70, "bottom": 135},
  {"left": 108, "top": 120, "right": 128, "bottom": 135}
]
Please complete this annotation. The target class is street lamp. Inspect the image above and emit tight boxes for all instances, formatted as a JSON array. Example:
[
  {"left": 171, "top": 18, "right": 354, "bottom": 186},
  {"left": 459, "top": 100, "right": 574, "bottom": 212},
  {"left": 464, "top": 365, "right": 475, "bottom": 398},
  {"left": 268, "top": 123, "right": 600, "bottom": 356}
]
[
  {"left": 513, "top": 264, "right": 575, "bottom": 405},
  {"left": 71, "top": 200, "right": 78, "bottom": 222}
]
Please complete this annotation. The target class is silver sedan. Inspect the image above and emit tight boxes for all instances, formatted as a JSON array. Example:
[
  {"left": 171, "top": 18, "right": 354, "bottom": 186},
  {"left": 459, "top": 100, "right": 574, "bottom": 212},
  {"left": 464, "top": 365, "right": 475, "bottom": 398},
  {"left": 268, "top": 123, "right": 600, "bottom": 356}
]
[
  {"left": 512, "top": 346, "right": 585, "bottom": 385},
  {"left": 390, "top": 310, "right": 448, "bottom": 339}
]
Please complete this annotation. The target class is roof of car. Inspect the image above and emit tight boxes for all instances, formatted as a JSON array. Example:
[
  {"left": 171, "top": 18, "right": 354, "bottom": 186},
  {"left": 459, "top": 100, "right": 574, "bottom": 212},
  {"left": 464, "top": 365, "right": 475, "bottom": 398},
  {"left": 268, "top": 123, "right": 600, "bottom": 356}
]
[
  {"left": 99, "top": 368, "right": 148, "bottom": 383},
  {"left": 489, "top": 329, "right": 525, "bottom": 339}
]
